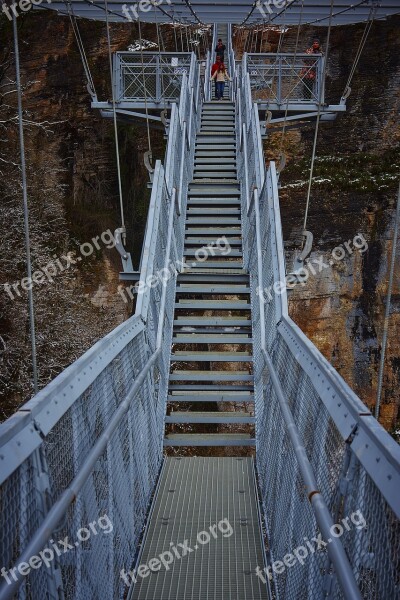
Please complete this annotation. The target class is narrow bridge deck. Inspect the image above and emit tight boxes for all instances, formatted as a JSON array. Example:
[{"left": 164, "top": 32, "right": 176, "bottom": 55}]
[{"left": 130, "top": 457, "right": 268, "bottom": 600}]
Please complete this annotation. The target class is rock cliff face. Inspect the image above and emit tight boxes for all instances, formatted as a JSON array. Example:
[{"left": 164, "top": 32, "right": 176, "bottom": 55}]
[
  {"left": 0, "top": 14, "right": 399, "bottom": 437},
  {"left": 252, "top": 18, "right": 400, "bottom": 435},
  {"left": 0, "top": 15, "right": 164, "bottom": 417}
]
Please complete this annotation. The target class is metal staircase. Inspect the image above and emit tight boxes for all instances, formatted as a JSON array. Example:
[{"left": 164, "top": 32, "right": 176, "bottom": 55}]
[{"left": 165, "top": 100, "right": 255, "bottom": 447}]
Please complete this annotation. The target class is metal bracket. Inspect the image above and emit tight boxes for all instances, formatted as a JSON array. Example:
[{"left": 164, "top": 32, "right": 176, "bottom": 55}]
[
  {"left": 261, "top": 109, "right": 272, "bottom": 136},
  {"left": 114, "top": 227, "right": 134, "bottom": 272},
  {"left": 287, "top": 230, "right": 313, "bottom": 287},
  {"left": 87, "top": 82, "right": 97, "bottom": 101},
  {"left": 340, "top": 85, "right": 351, "bottom": 104},
  {"left": 292, "top": 229, "right": 313, "bottom": 270},
  {"left": 276, "top": 152, "right": 286, "bottom": 174},
  {"left": 144, "top": 151, "right": 155, "bottom": 183},
  {"left": 161, "top": 109, "right": 169, "bottom": 134}
]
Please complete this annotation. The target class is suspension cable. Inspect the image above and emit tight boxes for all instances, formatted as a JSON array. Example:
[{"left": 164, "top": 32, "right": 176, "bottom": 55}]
[
  {"left": 341, "top": 4, "right": 376, "bottom": 100},
  {"left": 153, "top": 2, "right": 166, "bottom": 111},
  {"left": 375, "top": 184, "right": 400, "bottom": 420},
  {"left": 12, "top": 13, "right": 38, "bottom": 394},
  {"left": 278, "top": 0, "right": 304, "bottom": 154},
  {"left": 65, "top": 0, "right": 96, "bottom": 97},
  {"left": 302, "top": 0, "right": 334, "bottom": 233},
  {"left": 172, "top": 16, "right": 178, "bottom": 51},
  {"left": 103, "top": 0, "right": 126, "bottom": 239},
  {"left": 137, "top": 18, "right": 153, "bottom": 158}
]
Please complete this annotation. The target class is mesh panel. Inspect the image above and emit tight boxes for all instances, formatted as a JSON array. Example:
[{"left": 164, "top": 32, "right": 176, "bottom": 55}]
[
  {"left": 118, "top": 53, "right": 192, "bottom": 102},
  {"left": 247, "top": 54, "right": 322, "bottom": 104}
]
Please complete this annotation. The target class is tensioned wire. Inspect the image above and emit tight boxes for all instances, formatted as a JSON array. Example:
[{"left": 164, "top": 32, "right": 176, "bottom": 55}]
[
  {"left": 103, "top": 0, "right": 126, "bottom": 238},
  {"left": 302, "top": 0, "right": 334, "bottom": 234},
  {"left": 11, "top": 10, "right": 38, "bottom": 393}
]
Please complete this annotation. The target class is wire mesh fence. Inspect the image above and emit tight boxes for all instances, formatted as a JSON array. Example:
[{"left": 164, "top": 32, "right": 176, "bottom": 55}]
[
  {"left": 115, "top": 52, "right": 192, "bottom": 103},
  {"left": 246, "top": 53, "right": 324, "bottom": 104}
]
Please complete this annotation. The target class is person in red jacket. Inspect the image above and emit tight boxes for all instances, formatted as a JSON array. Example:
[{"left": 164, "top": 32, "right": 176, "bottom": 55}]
[
  {"left": 302, "top": 38, "right": 322, "bottom": 100},
  {"left": 211, "top": 56, "right": 222, "bottom": 99}
]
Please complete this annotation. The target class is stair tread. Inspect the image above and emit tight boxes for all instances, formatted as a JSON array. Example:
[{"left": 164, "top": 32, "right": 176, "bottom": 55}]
[{"left": 163, "top": 434, "right": 255, "bottom": 446}]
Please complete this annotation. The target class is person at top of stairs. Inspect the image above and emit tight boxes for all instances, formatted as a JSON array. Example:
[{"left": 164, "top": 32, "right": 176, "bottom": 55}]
[
  {"left": 211, "top": 63, "right": 232, "bottom": 100},
  {"left": 215, "top": 38, "right": 226, "bottom": 61}
]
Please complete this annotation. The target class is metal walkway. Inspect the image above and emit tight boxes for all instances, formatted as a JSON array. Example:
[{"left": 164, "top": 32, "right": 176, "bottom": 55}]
[
  {"left": 1, "top": 22, "right": 400, "bottom": 600},
  {"left": 130, "top": 457, "right": 268, "bottom": 600}
]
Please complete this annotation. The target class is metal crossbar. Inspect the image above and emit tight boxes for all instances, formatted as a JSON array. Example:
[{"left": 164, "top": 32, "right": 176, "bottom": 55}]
[{"left": 236, "top": 55, "right": 400, "bottom": 600}]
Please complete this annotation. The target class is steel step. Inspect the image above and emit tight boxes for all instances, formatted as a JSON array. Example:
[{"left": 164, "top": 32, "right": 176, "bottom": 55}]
[
  {"left": 165, "top": 412, "right": 255, "bottom": 424},
  {"left": 163, "top": 434, "right": 255, "bottom": 447},
  {"left": 185, "top": 228, "right": 241, "bottom": 235},
  {"left": 201, "top": 115, "right": 235, "bottom": 119},
  {"left": 183, "top": 250, "right": 243, "bottom": 258},
  {"left": 177, "top": 273, "right": 248, "bottom": 282},
  {"left": 175, "top": 284, "right": 248, "bottom": 293},
  {"left": 186, "top": 217, "right": 241, "bottom": 224},
  {"left": 174, "top": 317, "right": 251, "bottom": 325},
  {"left": 194, "top": 160, "right": 236, "bottom": 171},
  {"left": 175, "top": 300, "right": 249, "bottom": 309},
  {"left": 187, "top": 198, "right": 240, "bottom": 205},
  {"left": 182, "top": 261, "right": 242, "bottom": 269},
  {"left": 188, "top": 187, "right": 240, "bottom": 196},
  {"left": 169, "top": 371, "right": 253, "bottom": 381},
  {"left": 168, "top": 384, "right": 254, "bottom": 391},
  {"left": 186, "top": 208, "right": 240, "bottom": 215},
  {"left": 173, "top": 327, "right": 251, "bottom": 334},
  {"left": 193, "top": 172, "right": 237, "bottom": 179},
  {"left": 167, "top": 392, "right": 254, "bottom": 402},
  {"left": 195, "top": 151, "right": 236, "bottom": 157},
  {"left": 171, "top": 352, "right": 252, "bottom": 362},
  {"left": 173, "top": 334, "right": 252, "bottom": 343},
  {"left": 184, "top": 237, "right": 242, "bottom": 246}
]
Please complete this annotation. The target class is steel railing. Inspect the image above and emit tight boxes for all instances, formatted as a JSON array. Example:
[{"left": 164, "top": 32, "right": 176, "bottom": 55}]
[
  {"left": 114, "top": 52, "right": 192, "bottom": 103},
  {"left": 0, "top": 54, "right": 201, "bottom": 600},
  {"left": 236, "top": 59, "right": 400, "bottom": 600},
  {"left": 245, "top": 52, "right": 324, "bottom": 105}
]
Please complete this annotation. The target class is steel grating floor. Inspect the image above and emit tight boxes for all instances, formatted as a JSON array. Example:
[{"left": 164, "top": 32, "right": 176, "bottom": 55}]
[{"left": 130, "top": 457, "right": 269, "bottom": 600}]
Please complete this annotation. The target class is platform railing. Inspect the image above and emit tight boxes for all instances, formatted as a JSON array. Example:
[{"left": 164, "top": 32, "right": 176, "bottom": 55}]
[
  {"left": 0, "top": 54, "right": 201, "bottom": 600},
  {"left": 245, "top": 52, "right": 324, "bottom": 105},
  {"left": 236, "top": 63, "right": 400, "bottom": 600},
  {"left": 114, "top": 51, "right": 192, "bottom": 103}
]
